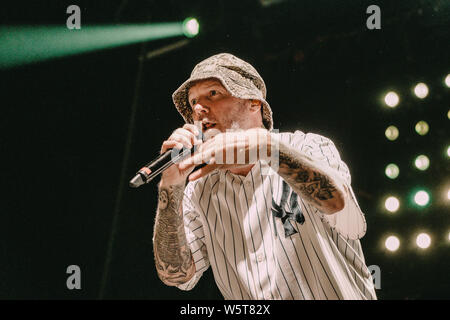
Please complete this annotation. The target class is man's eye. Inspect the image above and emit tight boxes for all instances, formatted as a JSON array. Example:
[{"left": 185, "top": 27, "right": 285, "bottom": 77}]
[
  {"left": 191, "top": 99, "right": 197, "bottom": 106},
  {"left": 210, "top": 90, "right": 217, "bottom": 96}
]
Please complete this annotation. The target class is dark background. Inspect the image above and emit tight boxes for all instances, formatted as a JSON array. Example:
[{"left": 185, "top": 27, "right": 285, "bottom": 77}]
[{"left": 0, "top": 0, "right": 449, "bottom": 299}]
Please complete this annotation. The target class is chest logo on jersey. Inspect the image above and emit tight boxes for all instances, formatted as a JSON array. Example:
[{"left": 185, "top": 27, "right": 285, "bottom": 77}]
[{"left": 271, "top": 181, "right": 305, "bottom": 237}]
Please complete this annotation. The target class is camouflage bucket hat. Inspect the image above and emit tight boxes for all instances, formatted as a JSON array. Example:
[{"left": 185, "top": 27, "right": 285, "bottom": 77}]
[{"left": 172, "top": 53, "right": 273, "bottom": 130}]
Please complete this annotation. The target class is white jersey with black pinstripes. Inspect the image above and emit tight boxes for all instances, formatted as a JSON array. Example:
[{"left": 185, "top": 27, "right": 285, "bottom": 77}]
[{"left": 176, "top": 130, "right": 377, "bottom": 300}]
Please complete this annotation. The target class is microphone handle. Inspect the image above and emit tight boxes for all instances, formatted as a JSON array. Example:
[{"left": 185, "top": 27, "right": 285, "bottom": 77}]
[
  {"left": 130, "top": 131, "right": 205, "bottom": 188},
  {"left": 129, "top": 147, "right": 194, "bottom": 188}
]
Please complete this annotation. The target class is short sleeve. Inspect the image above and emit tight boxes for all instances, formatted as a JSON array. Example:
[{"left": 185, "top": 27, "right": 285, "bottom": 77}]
[
  {"left": 176, "top": 181, "right": 210, "bottom": 291},
  {"left": 286, "top": 131, "right": 367, "bottom": 240}
]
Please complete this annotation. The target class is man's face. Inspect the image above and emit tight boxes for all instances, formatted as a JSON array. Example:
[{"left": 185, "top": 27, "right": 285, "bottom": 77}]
[{"left": 188, "top": 79, "right": 257, "bottom": 135}]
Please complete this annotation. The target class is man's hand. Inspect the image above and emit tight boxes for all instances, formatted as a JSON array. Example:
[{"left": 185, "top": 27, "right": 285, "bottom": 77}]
[
  {"left": 159, "top": 124, "right": 202, "bottom": 186},
  {"left": 179, "top": 128, "right": 276, "bottom": 181}
]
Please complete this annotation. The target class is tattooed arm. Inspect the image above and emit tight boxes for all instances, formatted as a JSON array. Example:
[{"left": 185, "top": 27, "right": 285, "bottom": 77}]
[
  {"left": 153, "top": 181, "right": 196, "bottom": 286},
  {"left": 276, "top": 140, "right": 346, "bottom": 215}
]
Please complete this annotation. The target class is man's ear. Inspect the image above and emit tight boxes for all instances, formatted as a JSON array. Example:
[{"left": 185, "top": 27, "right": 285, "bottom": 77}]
[{"left": 249, "top": 99, "right": 262, "bottom": 112}]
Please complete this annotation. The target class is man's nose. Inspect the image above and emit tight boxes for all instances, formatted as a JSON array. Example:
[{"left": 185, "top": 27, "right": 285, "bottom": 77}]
[{"left": 193, "top": 103, "right": 208, "bottom": 116}]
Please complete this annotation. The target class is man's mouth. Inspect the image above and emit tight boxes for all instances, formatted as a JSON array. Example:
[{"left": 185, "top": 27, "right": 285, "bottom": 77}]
[{"left": 202, "top": 121, "right": 216, "bottom": 132}]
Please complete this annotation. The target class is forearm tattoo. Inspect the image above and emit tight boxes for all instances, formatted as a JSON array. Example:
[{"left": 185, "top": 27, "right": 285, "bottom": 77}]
[
  {"left": 277, "top": 143, "right": 344, "bottom": 213},
  {"left": 153, "top": 184, "right": 195, "bottom": 286}
]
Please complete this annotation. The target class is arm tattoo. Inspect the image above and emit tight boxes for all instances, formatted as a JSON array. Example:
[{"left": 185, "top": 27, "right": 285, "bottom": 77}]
[
  {"left": 153, "top": 184, "right": 195, "bottom": 286},
  {"left": 277, "top": 142, "right": 344, "bottom": 213}
]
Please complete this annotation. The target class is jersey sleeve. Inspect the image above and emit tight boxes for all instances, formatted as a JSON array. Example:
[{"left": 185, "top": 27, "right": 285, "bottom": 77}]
[
  {"left": 285, "top": 131, "right": 367, "bottom": 240},
  {"left": 175, "top": 181, "right": 210, "bottom": 291}
]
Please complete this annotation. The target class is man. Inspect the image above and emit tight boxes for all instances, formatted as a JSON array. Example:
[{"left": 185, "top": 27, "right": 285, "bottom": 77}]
[{"left": 152, "top": 53, "right": 377, "bottom": 300}]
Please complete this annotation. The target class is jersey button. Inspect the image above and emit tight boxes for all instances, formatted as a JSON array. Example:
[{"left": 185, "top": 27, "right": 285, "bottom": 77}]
[{"left": 257, "top": 253, "right": 265, "bottom": 262}]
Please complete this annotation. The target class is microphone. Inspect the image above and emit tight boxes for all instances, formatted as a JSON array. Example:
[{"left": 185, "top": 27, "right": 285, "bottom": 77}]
[{"left": 129, "top": 132, "right": 204, "bottom": 188}]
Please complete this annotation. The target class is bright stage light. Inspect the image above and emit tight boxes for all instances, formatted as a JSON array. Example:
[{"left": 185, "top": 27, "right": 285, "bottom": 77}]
[
  {"left": 414, "top": 190, "right": 430, "bottom": 206},
  {"left": 385, "top": 196, "right": 400, "bottom": 212},
  {"left": 385, "top": 125, "right": 399, "bottom": 141},
  {"left": 182, "top": 18, "right": 199, "bottom": 38},
  {"left": 416, "top": 233, "right": 431, "bottom": 249},
  {"left": 384, "top": 91, "right": 399, "bottom": 107},
  {"left": 448, "top": 110, "right": 450, "bottom": 120},
  {"left": 385, "top": 163, "right": 400, "bottom": 179},
  {"left": 415, "top": 121, "right": 429, "bottom": 136},
  {"left": 414, "top": 155, "right": 430, "bottom": 171},
  {"left": 447, "top": 189, "right": 450, "bottom": 200},
  {"left": 445, "top": 74, "right": 450, "bottom": 87},
  {"left": 385, "top": 236, "right": 400, "bottom": 252},
  {"left": 447, "top": 146, "right": 450, "bottom": 157},
  {"left": 414, "top": 83, "right": 429, "bottom": 99},
  {"left": 0, "top": 23, "right": 191, "bottom": 69}
]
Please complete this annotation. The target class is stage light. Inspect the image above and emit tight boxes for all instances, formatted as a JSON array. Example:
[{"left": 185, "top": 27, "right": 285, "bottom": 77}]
[
  {"left": 414, "top": 155, "right": 430, "bottom": 171},
  {"left": 385, "top": 163, "right": 400, "bottom": 179},
  {"left": 0, "top": 23, "right": 190, "bottom": 69},
  {"left": 385, "top": 196, "right": 400, "bottom": 212},
  {"left": 385, "top": 125, "right": 399, "bottom": 141},
  {"left": 182, "top": 18, "right": 199, "bottom": 38},
  {"left": 414, "top": 190, "right": 430, "bottom": 206},
  {"left": 414, "top": 83, "right": 429, "bottom": 99},
  {"left": 445, "top": 74, "right": 450, "bottom": 87},
  {"left": 416, "top": 233, "right": 431, "bottom": 249},
  {"left": 385, "top": 236, "right": 400, "bottom": 252},
  {"left": 415, "top": 121, "right": 429, "bottom": 136},
  {"left": 384, "top": 91, "right": 399, "bottom": 107},
  {"left": 447, "top": 146, "right": 450, "bottom": 158},
  {"left": 447, "top": 189, "right": 450, "bottom": 200},
  {"left": 448, "top": 110, "right": 450, "bottom": 120}
]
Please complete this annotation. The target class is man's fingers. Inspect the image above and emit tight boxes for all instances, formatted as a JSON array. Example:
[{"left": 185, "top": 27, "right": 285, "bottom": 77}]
[
  {"left": 179, "top": 162, "right": 196, "bottom": 175},
  {"left": 180, "top": 146, "right": 215, "bottom": 169},
  {"left": 160, "top": 140, "right": 183, "bottom": 154},
  {"left": 171, "top": 132, "right": 194, "bottom": 148},
  {"left": 182, "top": 124, "right": 200, "bottom": 137}
]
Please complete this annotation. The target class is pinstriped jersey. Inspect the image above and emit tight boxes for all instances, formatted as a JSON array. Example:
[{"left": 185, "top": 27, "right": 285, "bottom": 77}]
[{"left": 176, "top": 131, "right": 377, "bottom": 300}]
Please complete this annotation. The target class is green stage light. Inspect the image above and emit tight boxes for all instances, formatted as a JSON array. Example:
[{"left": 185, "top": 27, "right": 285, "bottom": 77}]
[
  {"left": 182, "top": 18, "right": 199, "bottom": 38},
  {"left": 384, "top": 91, "right": 399, "bottom": 107},
  {"left": 385, "top": 163, "right": 400, "bottom": 179},
  {"left": 414, "top": 155, "right": 430, "bottom": 171},
  {"left": 414, "top": 190, "right": 430, "bottom": 207},
  {"left": 415, "top": 121, "right": 429, "bottom": 136},
  {"left": 447, "top": 146, "right": 450, "bottom": 158},
  {"left": 385, "top": 125, "right": 399, "bottom": 141},
  {"left": 0, "top": 23, "right": 189, "bottom": 69},
  {"left": 414, "top": 83, "right": 429, "bottom": 99}
]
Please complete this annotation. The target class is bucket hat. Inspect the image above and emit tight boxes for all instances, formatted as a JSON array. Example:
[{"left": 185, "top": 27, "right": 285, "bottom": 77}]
[{"left": 172, "top": 53, "right": 273, "bottom": 130}]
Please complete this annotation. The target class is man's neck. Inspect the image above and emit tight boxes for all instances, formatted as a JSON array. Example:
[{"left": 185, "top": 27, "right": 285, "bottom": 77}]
[{"left": 229, "top": 164, "right": 254, "bottom": 177}]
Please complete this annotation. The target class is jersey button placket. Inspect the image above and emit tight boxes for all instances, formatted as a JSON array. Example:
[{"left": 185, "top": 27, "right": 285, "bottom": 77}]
[{"left": 257, "top": 253, "right": 265, "bottom": 262}]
